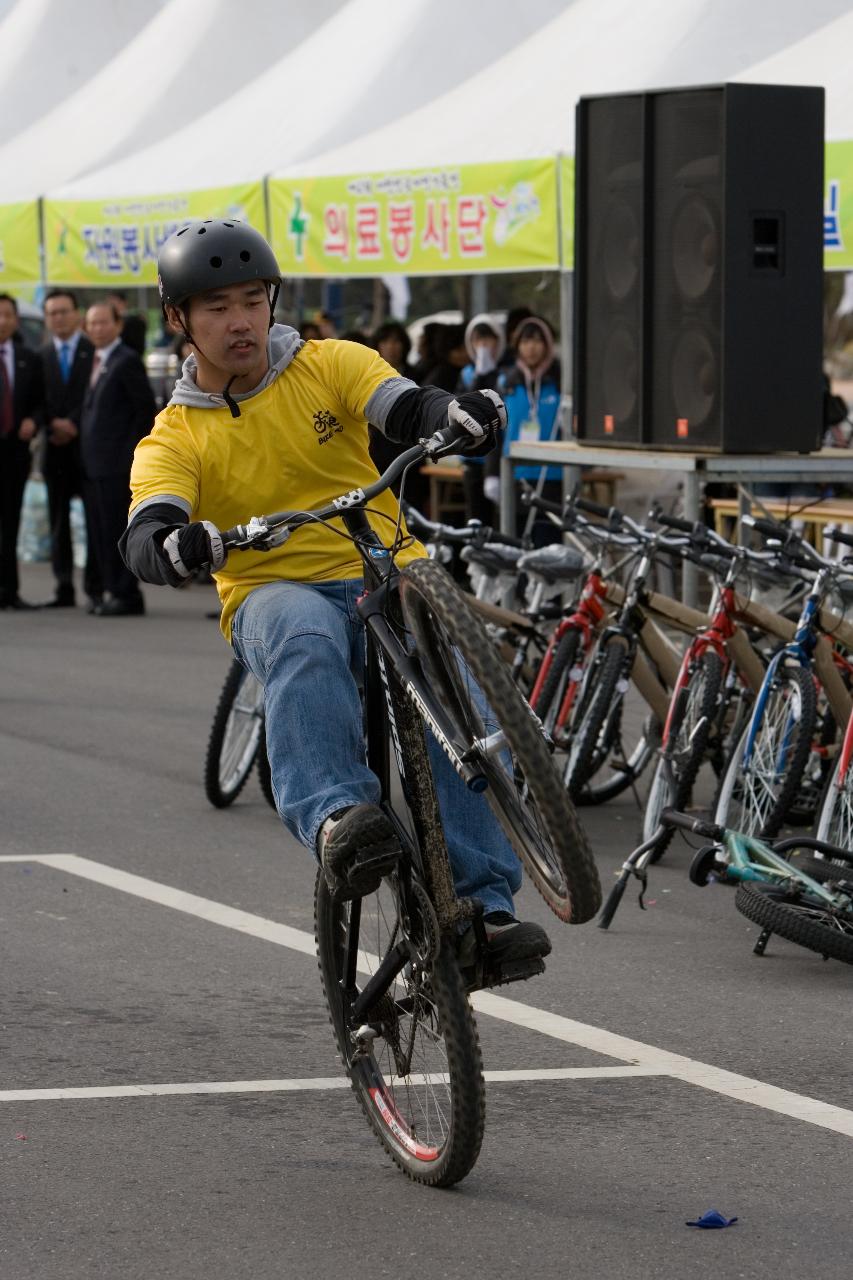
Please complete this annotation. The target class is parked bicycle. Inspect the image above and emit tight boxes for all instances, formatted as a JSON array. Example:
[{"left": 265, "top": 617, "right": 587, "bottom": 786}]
[
  {"left": 220, "top": 423, "right": 601, "bottom": 1187},
  {"left": 714, "top": 517, "right": 853, "bottom": 838}
]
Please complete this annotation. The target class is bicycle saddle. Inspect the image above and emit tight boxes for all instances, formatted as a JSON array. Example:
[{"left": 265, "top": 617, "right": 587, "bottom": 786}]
[
  {"left": 460, "top": 543, "right": 524, "bottom": 575},
  {"left": 517, "top": 545, "right": 586, "bottom": 583}
]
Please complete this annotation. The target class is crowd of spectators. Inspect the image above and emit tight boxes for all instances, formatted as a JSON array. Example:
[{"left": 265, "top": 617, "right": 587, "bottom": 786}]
[{"left": 0, "top": 292, "right": 562, "bottom": 615}]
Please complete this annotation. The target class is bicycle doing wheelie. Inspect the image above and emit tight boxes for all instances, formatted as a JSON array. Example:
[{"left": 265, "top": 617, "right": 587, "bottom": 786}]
[{"left": 220, "top": 423, "right": 601, "bottom": 1187}]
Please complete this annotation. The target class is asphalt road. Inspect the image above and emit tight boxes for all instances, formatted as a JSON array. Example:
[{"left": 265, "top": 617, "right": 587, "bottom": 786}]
[{"left": 2, "top": 564, "right": 851, "bottom": 1280}]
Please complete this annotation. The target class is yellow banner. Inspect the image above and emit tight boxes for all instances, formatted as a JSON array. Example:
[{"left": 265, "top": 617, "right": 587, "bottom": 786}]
[
  {"left": 559, "top": 154, "right": 574, "bottom": 271},
  {"left": 43, "top": 184, "right": 267, "bottom": 286},
  {"left": 0, "top": 201, "right": 41, "bottom": 285},
  {"left": 824, "top": 140, "right": 853, "bottom": 270},
  {"left": 270, "top": 159, "right": 559, "bottom": 276}
]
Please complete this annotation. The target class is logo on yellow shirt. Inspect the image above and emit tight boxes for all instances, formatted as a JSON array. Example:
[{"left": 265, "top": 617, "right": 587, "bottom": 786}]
[{"left": 312, "top": 408, "right": 344, "bottom": 445}]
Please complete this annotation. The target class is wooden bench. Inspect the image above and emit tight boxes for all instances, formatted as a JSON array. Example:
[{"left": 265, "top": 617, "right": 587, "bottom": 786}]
[
  {"left": 419, "top": 464, "right": 625, "bottom": 523},
  {"left": 709, "top": 497, "right": 853, "bottom": 547}
]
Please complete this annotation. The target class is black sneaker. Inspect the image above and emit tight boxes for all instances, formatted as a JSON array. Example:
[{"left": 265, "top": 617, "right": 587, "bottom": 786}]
[
  {"left": 318, "top": 803, "right": 401, "bottom": 902},
  {"left": 458, "top": 911, "right": 551, "bottom": 992}
]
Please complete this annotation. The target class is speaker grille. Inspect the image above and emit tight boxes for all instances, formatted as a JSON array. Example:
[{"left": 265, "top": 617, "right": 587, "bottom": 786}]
[{"left": 579, "top": 95, "right": 644, "bottom": 442}]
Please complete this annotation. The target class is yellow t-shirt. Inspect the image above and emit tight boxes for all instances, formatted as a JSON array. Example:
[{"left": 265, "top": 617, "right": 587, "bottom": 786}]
[{"left": 129, "top": 339, "right": 425, "bottom": 640}]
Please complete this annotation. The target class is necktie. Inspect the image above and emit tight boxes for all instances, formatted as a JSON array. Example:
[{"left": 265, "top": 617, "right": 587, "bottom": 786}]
[
  {"left": 0, "top": 347, "right": 13, "bottom": 438},
  {"left": 58, "top": 342, "right": 71, "bottom": 382},
  {"left": 89, "top": 353, "right": 102, "bottom": 388}
]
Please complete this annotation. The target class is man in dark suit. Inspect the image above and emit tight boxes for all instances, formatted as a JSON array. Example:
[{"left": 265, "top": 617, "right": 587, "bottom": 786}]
[
  {"left": 80, "top": 301, "right": 155, "bottom": 617},
  {"left": 0, "top": 292, "right": 43, "bottom": 609},
  {"left": 39, "top": 288, "right": 101, "bottom": 609}
]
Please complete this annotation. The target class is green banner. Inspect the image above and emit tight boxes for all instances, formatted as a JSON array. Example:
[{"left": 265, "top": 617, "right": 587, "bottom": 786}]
[
  {"left": 43, "top": 184, "right": 267, "bottom": 286},
  {"left": 0, "top": 201, "right": 41, "bottom": 285},
  {"left": 270, "top": 158, "right": 559, "bottom": 276}
]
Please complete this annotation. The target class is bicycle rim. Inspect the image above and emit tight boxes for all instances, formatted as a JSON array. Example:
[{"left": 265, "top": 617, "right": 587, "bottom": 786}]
[
  {"left": 204, "top": 662, "right": 265, "bottom": 807},
  {"left": 315, "top": 871, "right": 485, "bottom": 1186}
]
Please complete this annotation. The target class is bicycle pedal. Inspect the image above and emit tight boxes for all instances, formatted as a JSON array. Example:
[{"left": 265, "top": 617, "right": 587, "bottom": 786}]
[
  {"left": 343, "top": 845, "right": 400, "bottom": 894},
  {"left": 480, "top": 957, "right": 546, "bottom": 990}
]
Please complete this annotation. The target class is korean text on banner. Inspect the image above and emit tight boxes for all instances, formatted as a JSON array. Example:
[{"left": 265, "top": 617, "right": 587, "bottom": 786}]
[
  {"left": 0, "top": 202, "right": 41, "bottom": 286},
  {"left": 270, "top": 158, "right": 559, "bottom": 276},
  {"left": 825, "top": 140, "right": 853, "bottom": 270},
  {"left": 43, "top": 185, "right": 267, "bottom": 286}
]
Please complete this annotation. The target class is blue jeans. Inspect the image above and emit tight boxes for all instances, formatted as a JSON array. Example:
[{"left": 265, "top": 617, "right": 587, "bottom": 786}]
[{"left": 231, "top": 578, "right": 522, "bottom": 916}]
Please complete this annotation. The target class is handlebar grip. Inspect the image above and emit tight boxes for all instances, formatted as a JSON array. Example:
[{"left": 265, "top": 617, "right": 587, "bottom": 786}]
[
  {"left": 750, "top": 516, "right": 788, "bottom": 540},
  {"left": 654, "top": 510, "right": 695, "bottom": 534},
  {"left": 221, "top": 525, "right": 243, "bottom": 548},
  {"left": 659, "top": 808, "right": 725, "bottom": 841},
  {"left": 824, "top": 524, "right": 853, "bottom": 550},
  {"left": 574, "top": 495, "right": 611, "bottom": 519},
  {"left": 523, "top": 489, "right": 564, "bottom": 517}
]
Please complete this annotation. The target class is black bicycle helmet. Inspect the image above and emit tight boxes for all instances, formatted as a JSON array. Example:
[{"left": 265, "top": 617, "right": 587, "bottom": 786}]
[{"left": 157, "top": 219, "right": 281, "bottom": 309}]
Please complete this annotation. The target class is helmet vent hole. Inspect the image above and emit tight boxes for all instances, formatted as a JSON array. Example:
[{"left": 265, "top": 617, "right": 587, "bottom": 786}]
[
  {"left": 223, "top": 222, "right": 234, "bottom": 228},
  {"left": 197, "top": 226, "right": 206, "bottom": 235},
  {"left": 240, "top": 250, "right": 251, "bottom": 262},
  {"left": 177, "top": 227, "right": 189, "bottom": 236},
  {"left": 210, "top": 255, "right": 223, "bottom": 268}
]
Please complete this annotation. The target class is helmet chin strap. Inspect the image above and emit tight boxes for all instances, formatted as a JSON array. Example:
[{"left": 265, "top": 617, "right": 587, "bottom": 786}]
[{"left": 174, "top": 284, "right": 278, "bottom": 421}]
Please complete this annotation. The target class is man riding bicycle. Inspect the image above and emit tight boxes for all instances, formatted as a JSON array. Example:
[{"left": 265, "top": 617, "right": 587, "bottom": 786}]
[{"left": 120, "top": 220, "right": 551, "bottom": 985}]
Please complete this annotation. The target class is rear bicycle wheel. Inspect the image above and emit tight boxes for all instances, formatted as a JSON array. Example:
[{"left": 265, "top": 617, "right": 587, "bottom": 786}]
[
  {"left": 714, "top": 664, "right": 816, "bottom": 837},
  {"left": 400, "top": 559, "right": 601, "bottom": 924},
  {"left": 204, "top": 660, "right": 265, "bottom": 808},
  {"left": 643, "top": 651, "right": 723, "bottom": 862},
  {"left": 735, "top": 880, "right": 853, "bottom": 964},
  {"left": 315, "top": 872, "right": 485, "bottom": 1186}
]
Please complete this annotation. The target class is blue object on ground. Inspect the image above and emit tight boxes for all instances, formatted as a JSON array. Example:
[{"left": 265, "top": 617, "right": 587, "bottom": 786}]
[{"left": 686, "top": 1210, "right": 739, "bottom": 1229}]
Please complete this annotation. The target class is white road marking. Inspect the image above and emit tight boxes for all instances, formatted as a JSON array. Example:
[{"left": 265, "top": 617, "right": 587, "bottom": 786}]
[
  {"left": 5, "top": 853, "right": 853, "bottom": 1138},
  {"left": 0, "top": 1065, "right": 661, "bottom": 1104}
]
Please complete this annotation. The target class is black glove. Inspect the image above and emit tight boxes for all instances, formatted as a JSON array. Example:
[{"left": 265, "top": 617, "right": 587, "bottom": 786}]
[
  {"left": 447, "top": 388, "right": 506, "bottom": 457},
  {"left": 160, "top": 520, "right": 226, "bottom": 583}
]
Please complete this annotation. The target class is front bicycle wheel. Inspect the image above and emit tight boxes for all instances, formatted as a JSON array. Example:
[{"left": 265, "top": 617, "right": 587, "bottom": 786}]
[
  {"left": 204, "top": 660, "right": 265, "bottom": 808},
  {"left": 735, "top": 880, "right": 853, "bottom": 964},
  {"left": 400, "top": 559, "right": 601, "bottom": 923},
  {"left": 564, "top": 636, "right": 630, "bottom": 800},
  {"left": 315, "top": 872, "right": 485, "bottom": 1186},
  {"left": 714, "top": 664, "right": 815, "bottom": 838},
  {"left": 643, "top": 650, "right": 723, "bottom": 861}
]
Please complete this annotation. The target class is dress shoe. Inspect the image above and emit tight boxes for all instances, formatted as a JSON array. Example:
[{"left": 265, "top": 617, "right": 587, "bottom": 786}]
[
  {"left": 43, "top": 592, "right": 76, "bottom": 608},
  {"left": 85, "top": 597, "right": 104, "bottom": 615},
  {"left": 94, "top": 596, "right": 145, "bottom": 617},
  {"left": 0, "top": 595, "right": 38, "bottom": 610}
]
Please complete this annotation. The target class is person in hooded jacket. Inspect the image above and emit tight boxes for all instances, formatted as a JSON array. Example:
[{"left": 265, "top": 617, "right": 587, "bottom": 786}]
[
  {"left": 120, "top": 220, "right": 552, "bottom": 985},
  {"left": 457, "top": 314, "right": 505, "bottom": 524},
  {"left": 487, "top": 317, "right": 563, "bottom": 543}
]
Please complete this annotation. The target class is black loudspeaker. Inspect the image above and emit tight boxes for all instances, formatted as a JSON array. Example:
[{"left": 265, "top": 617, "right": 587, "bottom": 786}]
[{"left": 573, "top": 84, "right": 825, "bottom": 452}]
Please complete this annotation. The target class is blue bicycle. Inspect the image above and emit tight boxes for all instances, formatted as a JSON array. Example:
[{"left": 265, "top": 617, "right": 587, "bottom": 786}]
[{"left": 713, "top": 518, "right": 853, "bottom": 839}]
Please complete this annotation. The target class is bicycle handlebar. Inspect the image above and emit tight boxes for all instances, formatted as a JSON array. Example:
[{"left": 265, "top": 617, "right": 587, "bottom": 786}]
[
  {"left": 220, "top": 423, "right": 470, "bottom": 550},
  {"left": 659, "top": 807, "right": 726, "bottom": 841},
  {"left": 402, "top": 502, "right": 526, "bottom": 549}
]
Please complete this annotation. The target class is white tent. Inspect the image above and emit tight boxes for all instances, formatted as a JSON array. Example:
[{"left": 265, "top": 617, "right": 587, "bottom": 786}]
[
  {"left": 733, "top": 8, "right": 853, "bottom": 139},
  {"left": 49, "top": 0, "right": 572, "bottom": 201},
  {"left": 272, "top": 0, "right": 852, "bottom": 176},
  {"left": 0, "top": 0, "right": 347, "bottom": 201},
  {"left": 0, "top": 0, "right": 170, "bottom": 146}
]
